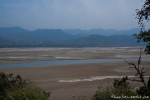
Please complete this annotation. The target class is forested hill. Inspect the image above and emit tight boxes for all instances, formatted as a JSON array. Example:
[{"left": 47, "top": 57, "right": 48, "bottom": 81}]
[
  {"left": 0, "top": 27, "right": 79, "bottom": 44},
  {"left": 60, "top": 34, "right": 145, "bottom": 47},
  {"left": 0, "top": 36, "right": 16, "bottom": 47},
  {"left": 0, "top": 27, "right": 145, "bottom": 47}
]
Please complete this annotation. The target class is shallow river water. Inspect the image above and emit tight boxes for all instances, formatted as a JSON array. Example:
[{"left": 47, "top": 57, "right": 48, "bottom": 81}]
[{"left": 0, "top": 57, "right": 150, "bottom": 68}]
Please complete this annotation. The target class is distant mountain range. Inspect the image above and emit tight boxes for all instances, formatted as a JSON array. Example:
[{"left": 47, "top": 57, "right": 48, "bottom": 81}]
[
  {"left": 63, "top": 28, "right": 141, "bottom": 36},
  {"left": 0, "top": 27, "right": 145, "bottom": 47}
]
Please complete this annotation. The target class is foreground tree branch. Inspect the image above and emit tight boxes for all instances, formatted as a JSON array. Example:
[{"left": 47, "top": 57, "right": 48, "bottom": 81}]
[
  {"left": 124, "top": 49, "right": 150, "bottom": 93},
  {"left": 136, "top": 0, "right": 150, "bottom": 28}
]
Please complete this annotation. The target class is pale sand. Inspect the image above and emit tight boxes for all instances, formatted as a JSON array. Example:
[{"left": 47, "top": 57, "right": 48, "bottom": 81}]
[{"left": 0, "top": 61, "right": 150, "bottom": 100}]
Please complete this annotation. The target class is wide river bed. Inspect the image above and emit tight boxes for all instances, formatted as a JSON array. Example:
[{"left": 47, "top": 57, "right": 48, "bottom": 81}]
[{"left": 0, "top": 57, "right": 150, "bottom": 68}]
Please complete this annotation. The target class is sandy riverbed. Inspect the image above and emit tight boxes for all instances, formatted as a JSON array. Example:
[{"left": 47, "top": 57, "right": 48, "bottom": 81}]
[
  {"left": 1, "top": 61, "right": 150, "bottom": 100},
  {"left": 0, "top": 47, "right": 150, "bottom": 100},
  {"left": 0, "top": 47, "right": 149, "bottom": 64}
]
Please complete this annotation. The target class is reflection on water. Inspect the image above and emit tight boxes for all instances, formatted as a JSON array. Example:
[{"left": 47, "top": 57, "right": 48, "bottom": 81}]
[{"left": 0, "top": 57, "right": 149, "bottom": 68}]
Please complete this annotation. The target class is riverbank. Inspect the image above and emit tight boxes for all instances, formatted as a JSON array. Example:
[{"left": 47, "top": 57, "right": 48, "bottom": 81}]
[{"left": 1, "top": 61, "right": 150, "bottom": 100}]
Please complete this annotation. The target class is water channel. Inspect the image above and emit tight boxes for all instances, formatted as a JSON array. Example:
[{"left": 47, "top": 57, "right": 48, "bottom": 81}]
[{"left": 0, "top": 57, "right": 150, "bottom": 68}]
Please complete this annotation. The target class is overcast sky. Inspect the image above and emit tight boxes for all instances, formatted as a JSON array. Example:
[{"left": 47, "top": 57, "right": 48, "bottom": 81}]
[{"left": 0, "top": 0, "right": 149, "bottom": 30}]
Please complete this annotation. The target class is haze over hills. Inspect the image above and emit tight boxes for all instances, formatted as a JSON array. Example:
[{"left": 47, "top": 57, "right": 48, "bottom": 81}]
[
  {"left": 63, "top": 28, "right": 141, "bottom": 36},
  {"left": 0, "top": 27, "right": 145, "bottom": 47}
]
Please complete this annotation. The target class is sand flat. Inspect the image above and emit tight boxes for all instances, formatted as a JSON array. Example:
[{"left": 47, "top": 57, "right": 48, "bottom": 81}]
[
  {"left": 1, "top": 61, "right": 150, "bottom": 100},
  {"left": 0, "top": 47, "right": 149, "bottom": 64},
  {"left": 0, "top": 47, "right": 150, "bottom": 100}
]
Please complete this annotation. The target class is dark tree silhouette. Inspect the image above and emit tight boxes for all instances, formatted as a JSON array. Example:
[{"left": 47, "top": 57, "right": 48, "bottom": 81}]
[
  {"left": 136, "top": 0, "right": 150, "bottom": 28},
  {"left": 134, "top": 0, "right": 150, "bottom": 54},
  {"left": 124, "top": 50, "right": 149, "bottom": 92},
  {"left": 133, "top": 29, "right": 150, "bottom": 54}
]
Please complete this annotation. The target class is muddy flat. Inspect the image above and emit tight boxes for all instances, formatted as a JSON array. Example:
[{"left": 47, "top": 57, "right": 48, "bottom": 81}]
[{"left": 0, "top": 47, "right": 150, "bottom": 100}]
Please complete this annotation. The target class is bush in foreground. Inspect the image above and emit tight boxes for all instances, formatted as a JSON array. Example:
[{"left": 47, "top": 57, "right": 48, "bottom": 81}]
[
  {"left": 136, "top": 77, "right": 150, "bottom": 97},
  {"left": 92, "top": 77, "right": 137, "bottom": 100},
  {"left": 0, "top": 72, "right": 50, "bottom": 100}
]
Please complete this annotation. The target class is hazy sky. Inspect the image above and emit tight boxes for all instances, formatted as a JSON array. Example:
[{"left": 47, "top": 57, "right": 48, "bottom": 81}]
[{"left": 0, "top": 0, "right": 149, "bottom": 30}]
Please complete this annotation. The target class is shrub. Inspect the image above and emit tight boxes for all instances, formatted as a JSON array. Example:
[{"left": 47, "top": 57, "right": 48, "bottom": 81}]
[
  {"left": 136, "top": 78, "right": 150, "bottom": 97},
  {"left": 10, "top": 88, "right": 50, "bottom": 100},
  {"left": 92, "top": 76, "right": 136, "bottom": 100},
  {"left": 0, "top": 72, "right": 50, "bottom": 100}
]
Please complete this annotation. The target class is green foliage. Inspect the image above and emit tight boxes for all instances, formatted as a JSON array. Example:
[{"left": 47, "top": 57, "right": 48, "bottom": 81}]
[
  {"left": 133, "top": 29, "right": 150, "bottom": 54},
  {"left": 136, "top": 78, "right": 150, "bottom": 97},
  {"left": 92, "top": 86, "right": 113, "bottom": 100},
  {"left": 0, "top": 72, "right": 50, "bottom": 100},
  {"left": 133, "top": 29, "right": 150, "bottom": 43},
  {"left": 0, "top": 72, "right": 27, "bottom": 99},
  {"left": 113, "top": 76, "right": 129, "bottom": 89},
  {"left": 136, "top": 0, "right": 150, "bottom": 27},
  {"left": 9, "top": 88, "right": 50, "bottom": 100},
  {"left": 92, "top": 76, "right": 136, "bottom": 100},
  {"left": 134, "top": 0, "right": 150, "bottom": 54}
]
